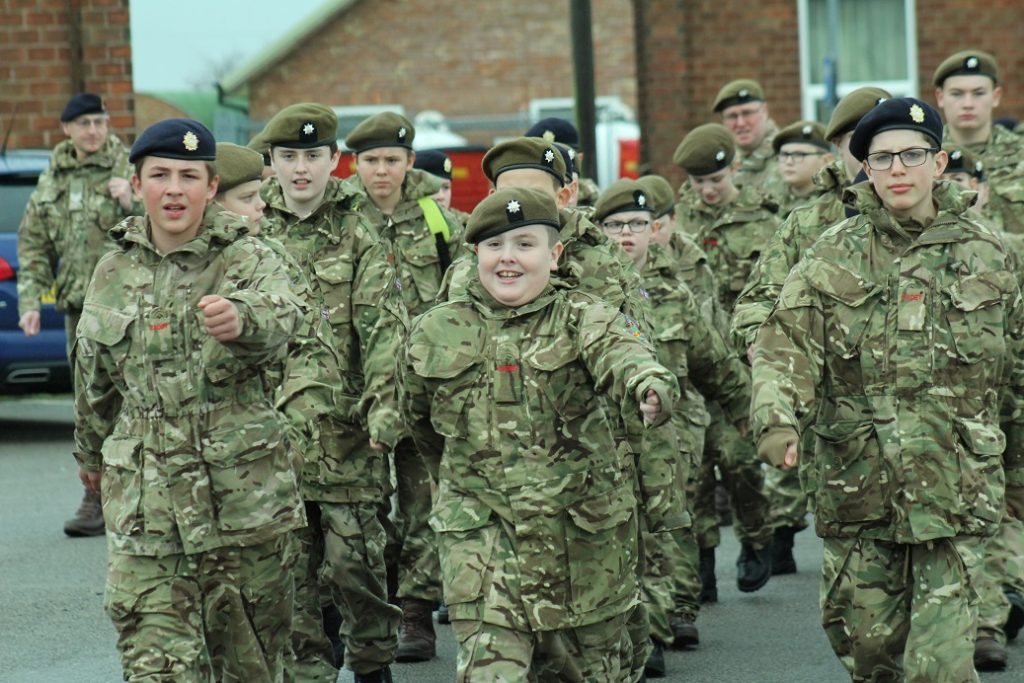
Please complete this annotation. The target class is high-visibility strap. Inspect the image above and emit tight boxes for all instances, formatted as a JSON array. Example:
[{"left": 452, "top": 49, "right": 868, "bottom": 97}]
[{"left": 418, "top": 197, "right": 451, "bottom": 242}]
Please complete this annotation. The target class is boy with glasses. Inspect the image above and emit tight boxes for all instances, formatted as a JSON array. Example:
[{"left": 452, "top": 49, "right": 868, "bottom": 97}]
[
  {"left": 752, "top": 96, "right": 1024, "bottom": 682},
  {"left": 773, "top": 120, "right": 834, "bottom": 218},
  {"left": 712, "top": 79, "right": 786, "bottom": 204}
]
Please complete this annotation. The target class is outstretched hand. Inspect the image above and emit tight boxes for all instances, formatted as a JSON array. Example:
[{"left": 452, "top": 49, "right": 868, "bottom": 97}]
[
  {"left": 198, "top": 295, "right": 242, "bottom": 341},
  {"left": 640, "top": 389, "right": 662, "bottom": 425}
]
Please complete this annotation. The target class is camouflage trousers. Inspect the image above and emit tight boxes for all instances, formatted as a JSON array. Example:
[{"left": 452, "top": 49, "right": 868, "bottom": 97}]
[
  {"left": 288, "top": 500, "right": 401, "bottom": 679},
  {"left": 764, "top": 465, "right": 810, "bottom": 530},
  {"left": 619, "top": 602, "right": 650, "bottom": 683},
  {"left": 104, "top": 535, "right": 295, "bottom": 683},
  {"left": 820, "top": 536, "right": 982, "bottom": 683},
  {"left": 390, "top": 438, "right": 442, "bottom": 602},
  {"left": 695, "top": 405, "right": 772, "bottom": 550},
  {"left": 976, "top": 515, "right": 1024, "bottom": 642},
  {"left": 441, "top": 517, "right": 630, "bottom": 681}
]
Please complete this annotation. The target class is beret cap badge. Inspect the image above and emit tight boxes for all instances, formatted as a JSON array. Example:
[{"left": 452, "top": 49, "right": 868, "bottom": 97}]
[
  {"left": 302, "top": 122, "right": 315, "bottom": 135},
  {"left": 909, "top": 104, "right": 925, "bottom": 123},
  {"left": 715, "top": 150, "right": 726, "bottom": 162},
  {"left": 636, "top": 191, "right": 647, "bottom": 207},
  {"left": 543, "top": 148, "right": 555, "bottom": 164},
  {"left": 951, "top": 149, "right": 962, "bottom": 160},
  {"left": 542, "top": 130, "right": 556, "bottom": 142},
  {"left": 183, "top": 131, "right": 199, "bottom": 152},
  {"left": 738, "top": 89, "right": 749, "bottom": 98},
  {"left": 506, "top": 199, "right": 523, "bottom": 221},
  {"left": 398, "top": 126, "right": 407, "bottom": 141},
  {"left": 801, "top": 124, "right": 812, "bottom": 136},
  {"left": 443, "top": 158, "right": 453, "bottom": 173},
  {"left": 966, "top": 56, "right": 979, "bottom": 69}
]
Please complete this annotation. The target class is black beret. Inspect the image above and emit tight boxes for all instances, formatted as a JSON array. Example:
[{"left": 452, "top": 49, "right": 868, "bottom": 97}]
[
  {"left": 594, "top": 179, "right": 654, "bottom": 222},
  {"left": 525, "top": 117, "right": 580, "bottom": 148},
  {"left": 60, "top": 93, "right": 105, "bottom": 122},
  {"left": 554, "top": 143, "right": 576, "bottom": 182},
  {"left": 849, "top": 97, "right": 943, "bottom": 162},
  {"left": 933, "top": 49, "right": 998, "bottom": 87},
  {"left": 215, "top": 143, "right": 264, "bottom": 192},
  {"left": 482, "top": 137, "right": 566, "bottom": 187},
  {"left": 464, "top": 187, "right": 560, "bottom": 244},
  {"left": 673, "top": 124, "right": 736, "bottom": 175},
  {"left": 773, "top": 120, "right": 830, "bottom": 154},
  {"left": 824, "top": 87, "right": 891, "bottom": 140},
  {"left": 345, "top": 112, "right": 415, "bottom": 152},
  {"left": 413, "top": 149, "right": 453, "bottom": 180},
  {"left": 942, "top": 144, "right": 985, "bottom": 180},
  {"left": 712, "top": 79, "right": 765, "bottom": 113},
  {"left": 129, "top": 118, "right": 216, "bottom": 164},
  {"left": 261, "top": 103, "right": 338, "bottom": 149}
]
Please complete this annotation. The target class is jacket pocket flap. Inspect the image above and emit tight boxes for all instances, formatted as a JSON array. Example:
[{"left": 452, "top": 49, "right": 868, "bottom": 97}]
[
  {"left": 955, "top": 418, "right": 1006, "bottom": 456},
  {"left": 78, "top": 304, "right": 135, "bottom": 346},
  {"left": 567, "top": 489, "right": 635, "bottom": 534},
  {"left": 430, "top": 496, "right": 493, "bottom": 532}
]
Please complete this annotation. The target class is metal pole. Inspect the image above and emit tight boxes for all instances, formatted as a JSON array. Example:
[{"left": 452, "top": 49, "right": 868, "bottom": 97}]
[
  {"left": 569, "top": 0, "right": 597, "bottom": 181},
  {"left": 824, "top": 0, "right": 840, "bottom": 110}
]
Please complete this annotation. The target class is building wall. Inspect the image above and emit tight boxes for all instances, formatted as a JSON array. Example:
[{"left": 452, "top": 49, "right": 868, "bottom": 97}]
[
  {"left": 134, "top": 94, "right": 189, "bottom": 133},
  {"left": 0, "top": 0, "right": 134, "bottom": 150},
  {"left": 247, "top": 0, "right": 637, "bottom": 145}
]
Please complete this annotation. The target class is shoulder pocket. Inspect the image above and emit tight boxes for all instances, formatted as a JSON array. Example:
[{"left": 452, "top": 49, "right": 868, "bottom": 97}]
[{"left": 78, "top": 304, "right": 135, "bottom": 346}]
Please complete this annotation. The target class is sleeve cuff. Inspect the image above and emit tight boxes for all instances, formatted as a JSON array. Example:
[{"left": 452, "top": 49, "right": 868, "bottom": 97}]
[{"left": 757, "top": 427, "right": 799, "bottom": 468}]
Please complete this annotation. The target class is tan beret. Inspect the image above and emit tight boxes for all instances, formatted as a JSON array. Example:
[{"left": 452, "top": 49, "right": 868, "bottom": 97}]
[
  {"left": 261, "top": 103, "right": 338, "bottom": 149},
  {"left": 673, "top": 124, "right": 736, "bottom": 175},
  {"left": 464, "top": 187, "right": 560, "bottom": 244},
  {"left": 636, "top": 175, "right": 676, "bottom": 218},
  {"left": 344, "top": 112, "right": 415, "bottom": 152},
  {"left": 773, "top": 120, "right": 830, "bottom": 153},
  {"left": 482, "top": 137, "right": 567, "bottom": 187},
  {"left": 824, "top": 87, "right": 891, "bottom": 140},
  {"left": 594, "top": 179, "right": 654, "bottom": 222},
  {"left": 933, "top": 49, "right": 998, "bottom": 87},
  {"left": 712, "top": 79, "right": 765, "bottom": 113},
  {"left": 215, "top": 143, "right": 264, "bottom": 193}
]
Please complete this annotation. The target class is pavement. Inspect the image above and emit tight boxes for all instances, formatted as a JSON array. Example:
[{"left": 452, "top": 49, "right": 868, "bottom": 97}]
[{"left": 1, "top": 396, "right": 1021, "bottom": 682}]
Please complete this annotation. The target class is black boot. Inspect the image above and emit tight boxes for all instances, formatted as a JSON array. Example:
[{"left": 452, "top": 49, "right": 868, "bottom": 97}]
[
  {"left": 436, "top": 601, "right": 450, "bottom": 624},
  {"left": 699, "top": 547, "right": 717, "bottom": 603},
  {"left": 1006, "top": 590, "right": 1024, "bottom": 641},
  {"left": 644, "top": 639, "right": 667, "bottom": 678},
  {"left": 354, "top": 666, "right": 393, "bottom": 683},
  {"left": 395, "top": 598, "right": 436, "bottom": 662},
  {"left": 669, "top": 613, "right": 699, "bottom": 649},
  {"left": 321, "top": 603, "right": 344, "bottom": 668},
  {"left": 974, "top": 636, "right": 1008, "bottom": 672},
  {"left": 736, "top": 543, "right": 771, "bottom": 593},
  {"left": 769, "top": 526, "right": 798, "bottom": 575}
]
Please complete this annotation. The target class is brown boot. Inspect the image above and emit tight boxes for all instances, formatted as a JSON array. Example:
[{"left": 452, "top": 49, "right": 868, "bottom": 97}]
[
  {"left": 394, "top": 598, "right": 436, "bottom": 662},
  {"left": 974, "top": 636, "right": 1007, "bottom": 671},
  {"left": 63, "top": 489, "right": 105, "bottom": 537}
]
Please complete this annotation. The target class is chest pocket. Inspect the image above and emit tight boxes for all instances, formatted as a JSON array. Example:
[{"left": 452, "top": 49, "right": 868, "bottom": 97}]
[
  {"left": 77, "top": 303, "right": 135, "bottom": 370},
  {"left": 411, "top": 341, "right": 480, "bottom": 439},
  {"left": 944, "top": 274, "right": 1007, "bottom": 364},
  {"left": 398, "top": 231, "right": 443, "bottom": 307},
  {"left": 809, "top": 262, "right": 882, "bottom": 361},
  {"left": 313, "top": 257, "right": 354, "bottom": 326},
  {"left": 526, "top": 338, "right": 591, "bottom": 421},
  {"left": 724, "top": 239, "right": 762, "bottom": 294}
]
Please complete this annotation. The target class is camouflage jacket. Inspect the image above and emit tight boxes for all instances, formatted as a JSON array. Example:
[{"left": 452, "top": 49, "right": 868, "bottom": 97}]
[
  {"left": 342, "top": 169, "right": 465, "bottom": 316},
  {"left": 73, "top": 210, "right": 306, "bottom": 557},
  {"left": 678, "top": 185, "right": 780, "bottom": 317},
  {"left": 668, "top": 231, "right": 726, "bottom": 333},
  {"left": 732, "top": 160, "right": 851, "bottom": 350},
  {"left": 751, "top": 180, "right": 1024, "bottom": 542},
  {"left": 17, "top": 135, "right": 136, "bottom": 314},
  {"left": 403, "top": 281, "right": 678, "bottom": 629},
  {"left": 261, "top": 176, "right": 407, "bottom": 502},
  {"left": 577, "top": 176, "right": 600, "bottom": 208},
  {"left": 732, "top": 119, "right": 787, "bottom": 204},
  {"left": 944, "top": 124, "right": 1024, "bottom": 233}
]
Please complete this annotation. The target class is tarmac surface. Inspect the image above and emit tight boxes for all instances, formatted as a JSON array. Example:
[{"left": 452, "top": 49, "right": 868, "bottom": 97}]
[{"left": 1, "top": 396, "right": 1021, "bottom": 682}]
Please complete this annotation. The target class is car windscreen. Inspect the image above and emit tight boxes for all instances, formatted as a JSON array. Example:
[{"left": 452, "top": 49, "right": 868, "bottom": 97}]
[{"left": 0, "top": 178, "right": 39, "bottom": 234}]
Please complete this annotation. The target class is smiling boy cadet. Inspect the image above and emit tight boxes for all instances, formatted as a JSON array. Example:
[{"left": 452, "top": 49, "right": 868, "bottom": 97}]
[
  {"left": 595, "top": 180, "right": 752, "bottom": 674},
  {"left": 934, "top": 49, "right": 1024, "bottom": 234},
  {"left": 340, "top": 112, "right": 464, "bottom": 663},
  {"left": 403, "top": 186, "right": 679, "bottom": 682},
  {"left": 773, "top": 120, "right": 835, "bottom": 218},
  {"left": 673, "top": 123, "right": 778, "bottom": 600},
  {"left": 751, "top": 96, "right": 1024, "bottom": 682},
  {"left": 73, "top": 119, "right": 306, "bottom": 682},
  {"left": 258, "top": 103, "right": 406, "bottom": 683}
]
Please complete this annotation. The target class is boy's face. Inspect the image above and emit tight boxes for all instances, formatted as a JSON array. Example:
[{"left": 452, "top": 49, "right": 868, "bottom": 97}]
[
  {"left": 936, "top": 75, "right": 1001, "bottom": 134},
  {"left": 943, "top": 171, "right": 978, "bottom": 191},
  {"left": 62, "top": 113, "right": 109, "bottom": 158},
  {"left": 270, "top": 145, "right": 339, "bottom": 205},
  {"left": 689, "top": 168, "right": 736, "bottom": 206},
  {"left": 356, "top": 147, "right": 414, "bottom": 207},
  {"left": 475, "top": 225, "right": 562, "bottom": 307},
  {"left": 132, "top": 157, "right": 218, "bottom": 244},
  {"left": 600, "top": 210, "right": 652, "bottom": 267},
  {"left": 721, "top": 101, "right": 769, "bottom": 151},
  {"left": 217, "top": 179, "right": 266, "bottom": 224},
  {"left": 778, "top": 142, "right": 831, "bottom": 190},
  {"left": 831, "top": 131, "right": 862, "bottom": 181},
  {"left": 864, "top": 129, "right": 947, "bottom": 220},
  {"left": 494, "top": 168, "right": 571, "bottom": 210},
  {"left": 431, "top": 178, "right": 452, "bottom": 210}
]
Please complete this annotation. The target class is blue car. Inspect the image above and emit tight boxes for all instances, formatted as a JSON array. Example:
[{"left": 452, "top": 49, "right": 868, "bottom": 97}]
[{"left": 0, "top": 148, "right": 72, "bottom": 393}]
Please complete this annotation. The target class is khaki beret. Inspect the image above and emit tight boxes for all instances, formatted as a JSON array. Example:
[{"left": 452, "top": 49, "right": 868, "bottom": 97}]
[
  {"left": 215, "top": 143, "right": 264, "bottom": 193},
  {"left": 773, "top": 120, "right": 830, "bottom": 153},
  {"left": 636, "top": 175, "right": 676, "bottom": 218},
  {"left": 712, "top": 79, "right": 765, "bottom": 113},
  {"left": 933, "top": 49, "right": 998, "bottom": 87},
  {"left": 482, "top": 137, "right": 566, "bottom": 187},
  {"left": 942, "top": 143, "right": 985, "bottom": 179},
  {"left": 594, "top": 179, "right": 655, "bottom": 222},
  {"left": 673, "top": 124, "right": 736, "bottom": 175},
  {"left": 260, "top": 103, "right": 338, "bottom": 149},
  {"left": 345, "top": 112, "right": 415, "bottom": 153},
  {"left": 464, "top": 187, "right": 560, "bottom": 244},
  {"left": 824, "top": 87, "right": 892, "bottom": 140},
  {"left": 849, "top": 97, "right": 943, "bottom": 162}
]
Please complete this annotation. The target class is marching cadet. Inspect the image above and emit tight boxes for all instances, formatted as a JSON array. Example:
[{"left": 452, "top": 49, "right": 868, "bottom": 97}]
[
  {"left": 731, "top": 87, "right": 890, "bottom": 576},
  {"left": 712, "top": 78, "right": 787, "bottom": 203},
  {"left": 17, "top": 92, "right": 136, "bottom": 537},
  {"left": 752, "top": 96, "right": 1024, "bottom": 683},
  {"left": 674, "top": 123, "right": 778, "bottom": 600},
  {"left": 934, "top": 49, "right": 1024, "bottom": 234},
  {"left": 595, "top": 180, "right": 753, "bottom": 676},
  {"left": 259, "top": 103, "right": 406, "bottom": 683},
  {"left": 341, "top": 112, "right": 464, "bottom": 664},
  {"left": 73, "top": 118, "right": 306, "bottom": 682},
  {"left": 213, "top": 142, "right": 266, "bottom": 222},
  {"left": 413, "top": 148, "right": 471, "bottom": 224},
  {"left": 403, "top": 186, "right": 679, "bottom": 681},
  {"left": 525, "top": 117, "right": 600, "bottom": 207},
  {"left": 773, "top": 120, "right": 834, "bottom": 218}
]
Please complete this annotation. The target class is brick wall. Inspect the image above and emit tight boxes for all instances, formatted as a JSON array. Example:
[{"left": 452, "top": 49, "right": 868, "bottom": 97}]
[
  {"left": 247, "top": 0, "right": 636, "bottom": 146},
  {"left": 0, "top": 0, "right": 134, "bottom": 150}
]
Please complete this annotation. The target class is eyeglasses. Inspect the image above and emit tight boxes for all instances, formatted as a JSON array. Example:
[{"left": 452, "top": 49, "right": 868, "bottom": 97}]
[
  {"left": 865, "top": 147, "right": 938, "bottom": 171},
  {"left": 722, "top": 104, "right": 764, "bottom": 124},
  {"left": 778, "top": 151, "right": 825, "bottom": 163},
  {"left": 601, "top": 219, "right": 651, "bottom": 234}
]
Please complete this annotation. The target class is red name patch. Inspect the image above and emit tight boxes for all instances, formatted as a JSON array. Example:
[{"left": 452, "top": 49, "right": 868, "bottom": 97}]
[
  {"left": 148, "top": 322, "right": 169, "bottom": 331},
  {"left": 703, "top": 238, "right": 718, "bottom": 247},
  {"left": 496, "top": 364, "right": 519, "bottom": 372},
  {"left": 901, "top": 293, "right": 924, "bottom": 302}
]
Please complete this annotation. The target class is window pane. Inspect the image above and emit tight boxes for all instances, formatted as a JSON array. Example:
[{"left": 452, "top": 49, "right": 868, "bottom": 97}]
[{"left": 808, "top": 0, "right": 908, "bottom": 84}]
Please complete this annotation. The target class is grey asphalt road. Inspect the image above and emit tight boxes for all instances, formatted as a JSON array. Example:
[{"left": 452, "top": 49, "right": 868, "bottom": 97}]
[{"left": 1, "top": 396, "right": 1021, "bottom": 682}]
